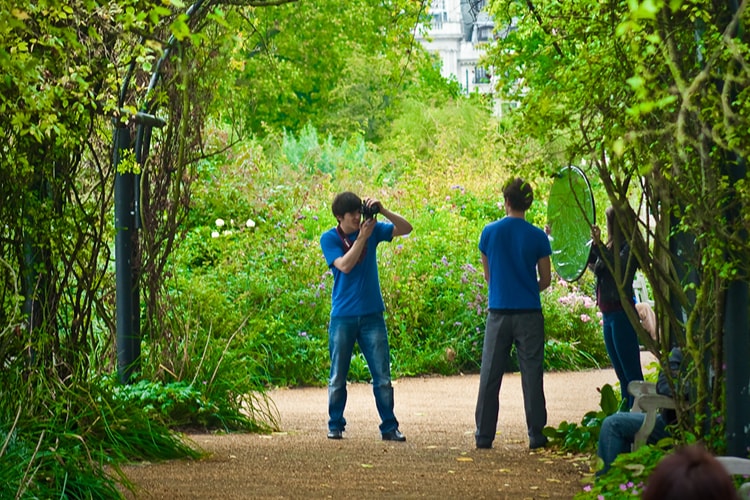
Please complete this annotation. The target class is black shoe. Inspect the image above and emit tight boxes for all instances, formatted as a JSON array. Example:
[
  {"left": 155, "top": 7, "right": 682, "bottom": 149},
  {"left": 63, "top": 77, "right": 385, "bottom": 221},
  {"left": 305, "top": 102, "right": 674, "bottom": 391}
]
[
  {"left": 327, "top": 429, "right": 343, "bottom": 440},
  {"left": 529, "top": 437, "right": 548, "bottom": 450},
  {"left": 476, "top": 442, "right": 492, "bottom": 449},
  {"left": 381, "top": 429, "right": 406, "bottom": 442}
]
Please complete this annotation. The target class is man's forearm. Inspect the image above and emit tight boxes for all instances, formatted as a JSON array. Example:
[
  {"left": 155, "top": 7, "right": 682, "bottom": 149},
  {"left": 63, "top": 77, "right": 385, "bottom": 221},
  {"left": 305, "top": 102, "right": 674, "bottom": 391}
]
[
  {"left": 334, "top": 238, "right": 367, "bottom": 274},
  {"left": 381, "top": 208, "right": 413, "bottom": 237}
]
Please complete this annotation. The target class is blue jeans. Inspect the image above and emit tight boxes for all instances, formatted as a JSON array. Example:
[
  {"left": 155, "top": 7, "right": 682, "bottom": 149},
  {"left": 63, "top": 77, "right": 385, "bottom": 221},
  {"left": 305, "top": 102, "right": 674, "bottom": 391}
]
[
  {"left": 597, "top": 412, "right": 670, "bottom": 475},
  {"left": 328, "top": 313, "right": 398, "bottom": 434},
  {"left": 602, "top": 309, "right": 644, "bottom": 408}
]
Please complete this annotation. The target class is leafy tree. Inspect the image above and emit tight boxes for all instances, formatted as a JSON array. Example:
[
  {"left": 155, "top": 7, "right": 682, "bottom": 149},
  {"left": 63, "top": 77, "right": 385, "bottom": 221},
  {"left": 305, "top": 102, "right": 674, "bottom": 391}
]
[
  {"left": 486, "top": 0, "right": 749, "bottom": 451},
  {"left": 216, "top": 0, "right": 437, "bottom": 141},
  {"left": 0, "top": 0, "right": 292, "bottom": 494}
]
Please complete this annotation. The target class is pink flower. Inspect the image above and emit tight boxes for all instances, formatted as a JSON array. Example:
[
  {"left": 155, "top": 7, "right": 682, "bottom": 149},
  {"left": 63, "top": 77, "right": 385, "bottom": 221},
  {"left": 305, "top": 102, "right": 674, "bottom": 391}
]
[{"left": 580, "top": 314, "right": 591, "bottom": 323}]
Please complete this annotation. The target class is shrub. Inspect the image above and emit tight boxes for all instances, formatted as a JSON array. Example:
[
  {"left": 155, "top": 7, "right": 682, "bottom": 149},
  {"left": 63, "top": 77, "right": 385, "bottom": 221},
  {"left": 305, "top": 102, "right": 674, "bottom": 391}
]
[
  {"left": 0, "top": 369, "right": 201, "bottom": 499},
  {"left": 541, "top": 276, "right": 607, "bottom": 370},
  {"left": 165, "top": 126, "right": 610, "bottom": 389},
  {"left": 575, "top": 442, "right": 671, "bottom": 499},
  {"left": 543, "top": 383, "right": 620, "bottom": 454}
]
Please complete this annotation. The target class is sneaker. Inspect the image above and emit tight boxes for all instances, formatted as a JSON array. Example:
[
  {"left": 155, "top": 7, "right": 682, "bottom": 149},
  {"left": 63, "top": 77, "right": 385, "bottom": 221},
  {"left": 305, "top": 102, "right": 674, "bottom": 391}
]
[
  {"left": 381, "top": 429, "right": 406, "bottom": 442},
  {"left": 327, "top": 429, "right": 343, "bottom": 440}
]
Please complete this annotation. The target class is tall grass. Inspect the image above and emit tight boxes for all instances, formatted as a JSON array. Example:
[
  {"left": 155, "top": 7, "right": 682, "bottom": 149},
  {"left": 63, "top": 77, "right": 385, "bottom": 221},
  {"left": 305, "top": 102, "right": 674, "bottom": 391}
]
[{"left": 0, "top": 360, "right": 202, "bottom": 499}]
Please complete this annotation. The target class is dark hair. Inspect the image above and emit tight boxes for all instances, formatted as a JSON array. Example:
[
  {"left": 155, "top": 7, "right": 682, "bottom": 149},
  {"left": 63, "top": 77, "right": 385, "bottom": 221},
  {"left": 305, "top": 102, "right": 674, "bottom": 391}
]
[
  {"left": 331, "top": 191, "right": 362, "bottom": 218},
  {"left": 642, "top": 445, "right": 738, "bottom": 500},
  {"left": 604, "top": 206, "right": 621, "bottom": 247},
  {"left": 502, "top": 177, "right": 534, "bottom": 212}
]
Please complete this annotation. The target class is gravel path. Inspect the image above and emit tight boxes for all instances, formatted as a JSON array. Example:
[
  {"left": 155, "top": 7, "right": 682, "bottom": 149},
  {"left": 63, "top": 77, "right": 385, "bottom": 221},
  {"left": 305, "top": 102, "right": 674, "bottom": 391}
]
[{"left": 122, "top": 356, "right": 656, "bottom": 499}]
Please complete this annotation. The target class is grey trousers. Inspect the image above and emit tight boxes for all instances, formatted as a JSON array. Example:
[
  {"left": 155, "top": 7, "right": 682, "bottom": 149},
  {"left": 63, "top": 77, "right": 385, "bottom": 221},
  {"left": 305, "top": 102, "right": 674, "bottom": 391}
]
[{"left": 475, "top": 310, "right": 547, "bottom": 447}]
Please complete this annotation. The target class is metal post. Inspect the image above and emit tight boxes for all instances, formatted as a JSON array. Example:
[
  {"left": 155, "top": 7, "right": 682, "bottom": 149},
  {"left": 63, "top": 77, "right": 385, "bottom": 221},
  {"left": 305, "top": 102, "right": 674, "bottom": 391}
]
[
  {"left": 113, "top": 112, "right": 166, "bottom": 384},
  {"left": 113, "top": 124, "right": 139, "bottom": 384},
  {"left": 724, "top": 279, "right": 750, "bottom": 456},
  {"left": 724, "top": 152, "right": 749, "bottom": 456},
  {"left": 112, "top": 0, "right": 203, "bottom": 384},
  {"left": 723, "top": 0, "right": 749, "bottom": 456}
]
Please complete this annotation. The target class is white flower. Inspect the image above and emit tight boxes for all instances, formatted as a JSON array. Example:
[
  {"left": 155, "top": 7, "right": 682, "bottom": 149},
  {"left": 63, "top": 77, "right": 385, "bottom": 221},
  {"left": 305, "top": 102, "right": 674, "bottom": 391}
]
[
  {"left": 215, "top": 218, "right": 225, "bottom": 227},
  {"left": 223, "top": 230, "right": 232, "bottom": 236},
  {"left": 246, "top": 218, "right": 256, "bottom": 228},
  {"left": 211, "top": 231, "right": 220, "bottom": 238}
]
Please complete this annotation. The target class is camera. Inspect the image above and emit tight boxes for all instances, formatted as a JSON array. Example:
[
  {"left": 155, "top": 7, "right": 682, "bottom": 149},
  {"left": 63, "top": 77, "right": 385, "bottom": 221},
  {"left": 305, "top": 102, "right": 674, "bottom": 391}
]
[{"left": 361, "top": 202, "right": 380, "bottom": 219}]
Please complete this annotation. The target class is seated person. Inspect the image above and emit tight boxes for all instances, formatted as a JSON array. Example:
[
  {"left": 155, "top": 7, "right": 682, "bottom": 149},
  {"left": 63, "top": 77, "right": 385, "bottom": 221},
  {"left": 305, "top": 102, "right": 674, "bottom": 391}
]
[
  {"left": 642, "top": 444, "right": 738, "bottom": 500},
  {"left": 635, "top": 302, "right": 656, "bottom": 341},
  {"left": 597, "top": 347, "right": 683, "bottom": 475}
]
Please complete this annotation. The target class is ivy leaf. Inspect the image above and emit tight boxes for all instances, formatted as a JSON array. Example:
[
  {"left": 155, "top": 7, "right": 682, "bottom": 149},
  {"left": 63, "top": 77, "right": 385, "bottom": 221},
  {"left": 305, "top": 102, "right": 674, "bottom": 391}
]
[
  {"left": 11, "top": 8, "right": 29, "bottom": 19},
  {"left": 170, "top": 16, "right": 191, "bottom": 41}
]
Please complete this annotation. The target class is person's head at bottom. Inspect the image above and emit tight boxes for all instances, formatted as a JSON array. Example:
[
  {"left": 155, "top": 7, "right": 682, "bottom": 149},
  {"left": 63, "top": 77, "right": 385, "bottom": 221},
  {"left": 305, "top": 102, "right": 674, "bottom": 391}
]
[{"left": 642, "top": 444, "right": 738, "bottom": 500}]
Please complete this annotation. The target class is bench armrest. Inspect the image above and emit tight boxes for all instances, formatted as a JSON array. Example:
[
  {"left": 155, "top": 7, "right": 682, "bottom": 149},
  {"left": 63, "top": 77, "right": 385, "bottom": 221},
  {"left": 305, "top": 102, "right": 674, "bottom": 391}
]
[{"left": 633, "top": 394, "right": 676, "bottom": 450}]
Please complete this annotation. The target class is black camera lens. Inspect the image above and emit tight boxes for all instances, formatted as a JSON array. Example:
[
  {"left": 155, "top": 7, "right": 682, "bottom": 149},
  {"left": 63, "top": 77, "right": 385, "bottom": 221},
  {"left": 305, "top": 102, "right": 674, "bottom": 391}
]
[{"left": 362, "top": 203, "right": 380, "bottom": 219}]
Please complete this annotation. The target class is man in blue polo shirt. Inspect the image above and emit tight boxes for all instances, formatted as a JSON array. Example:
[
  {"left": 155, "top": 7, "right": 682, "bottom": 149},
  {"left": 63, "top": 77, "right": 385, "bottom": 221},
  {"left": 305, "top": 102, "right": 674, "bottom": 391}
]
[
  {"left": 320, "top": 191, "right": 412, "bottom": 442},
  {"left": 475, "top": 177, "right": 552, "bottom": 450}
]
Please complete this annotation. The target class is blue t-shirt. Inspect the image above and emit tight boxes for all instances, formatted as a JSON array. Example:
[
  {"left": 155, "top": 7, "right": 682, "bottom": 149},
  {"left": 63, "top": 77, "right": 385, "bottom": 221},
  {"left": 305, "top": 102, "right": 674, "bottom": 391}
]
[
  {"left": 320, "top": 221, "right": 394, "bottom": 317},
  {"left": 479, "top": 216, "right": 551, "bottom": 310}
]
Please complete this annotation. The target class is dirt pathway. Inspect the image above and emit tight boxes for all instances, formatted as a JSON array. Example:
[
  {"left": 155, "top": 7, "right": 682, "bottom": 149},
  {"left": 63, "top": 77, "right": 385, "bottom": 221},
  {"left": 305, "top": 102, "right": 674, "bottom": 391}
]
[{"left": 122, "top": 359, "right": 656, "bottom": 499}]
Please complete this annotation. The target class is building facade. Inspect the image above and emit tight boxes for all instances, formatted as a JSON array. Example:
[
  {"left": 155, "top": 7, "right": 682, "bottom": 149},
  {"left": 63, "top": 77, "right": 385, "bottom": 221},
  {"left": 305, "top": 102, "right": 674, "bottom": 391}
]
[{"left": 417, "top": 0, "right": 517, "bottom": 116}]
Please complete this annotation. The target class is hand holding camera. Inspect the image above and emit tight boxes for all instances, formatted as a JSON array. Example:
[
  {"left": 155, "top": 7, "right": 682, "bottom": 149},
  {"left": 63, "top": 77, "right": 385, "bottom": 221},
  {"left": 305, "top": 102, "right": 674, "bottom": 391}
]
[
  {"left": 591, "top": 225, "right": 601, "bottom": 245},
  {"left": 361, "top": 198, "right": 381, "bottom": 220}
]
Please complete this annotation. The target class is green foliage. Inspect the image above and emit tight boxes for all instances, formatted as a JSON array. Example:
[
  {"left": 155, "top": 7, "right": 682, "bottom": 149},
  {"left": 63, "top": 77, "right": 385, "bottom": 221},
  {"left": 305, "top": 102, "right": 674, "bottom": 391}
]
[
  {"left": 543, "top": 339, "right": 600, "bottom": 372},
  {"left": 380, "top": 97, "right": 497, "bottom": 165},
  {"left": 218, "top": 0, "right": 429, "bottom": 140},
  {"left": 112, "top": 379, "right": 245, "bottom": 430},
  {"left": 575, "top": 442, "right": 671, "bottom": 499},
  {"left": 281, "top": 123, "right": 368, "bottom": 175},
  {"left": 541, "top": 276, "right": 607, "bottom": 369},
  {"left": 0, "top": 366, "right": 201, "bottom": 498},
  {"left": 485, "top": 0, "right": 750, "bottom": 450},
  {"left": 543, "top": 383, "right": 620, "bottom": 454},
  {"left": 0, "top": 428, "right": 124, "bottom": 499},
  {"left": 168, "top": 125, "right": 610, "bottom": 388}
]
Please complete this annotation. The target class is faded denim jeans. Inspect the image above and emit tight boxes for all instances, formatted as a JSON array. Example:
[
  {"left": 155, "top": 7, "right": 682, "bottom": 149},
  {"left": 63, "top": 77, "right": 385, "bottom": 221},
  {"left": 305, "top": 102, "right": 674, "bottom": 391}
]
[
  {"left": 327, "top": 313, "right": 398, "bottom": 434},
  {"left": 597, "top": 411, "right": 669, "bottom": 475},
  {"left": 602, "top": 309, "right": 644, "bottom": 408}
]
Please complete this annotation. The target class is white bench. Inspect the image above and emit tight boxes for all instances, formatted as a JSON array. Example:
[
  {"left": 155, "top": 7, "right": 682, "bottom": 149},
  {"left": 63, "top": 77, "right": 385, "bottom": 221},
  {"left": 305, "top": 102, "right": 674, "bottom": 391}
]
[
  {"left": 633, "top": 271, "right": 654, "bottom": 306},
  {"left": 628, "top": 380, "right": 675, "bottom": 449},
  {"left": 629, "top": 381, "right": 750, "bottom": 499},
  {"left": 716, "top": 457, "right": 750, "bottom": 499}
]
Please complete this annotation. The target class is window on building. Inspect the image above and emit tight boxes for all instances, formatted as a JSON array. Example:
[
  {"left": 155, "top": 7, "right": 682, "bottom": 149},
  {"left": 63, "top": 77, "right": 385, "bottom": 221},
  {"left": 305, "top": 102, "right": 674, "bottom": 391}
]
[
  {"left": 430, "top": 0, "right": 447, "bottom": 29},
  {"left": 431, "top": 11, "right": 448, "bottom": 30},
  {"left": 470, "top": 0, "right": 487, "bottom": 14},
  {"left": 477, "top": 26, "right": 493, "bottom": 42},
  {"left": 474, "top": 67, "right": 491, "bottom": 84}
]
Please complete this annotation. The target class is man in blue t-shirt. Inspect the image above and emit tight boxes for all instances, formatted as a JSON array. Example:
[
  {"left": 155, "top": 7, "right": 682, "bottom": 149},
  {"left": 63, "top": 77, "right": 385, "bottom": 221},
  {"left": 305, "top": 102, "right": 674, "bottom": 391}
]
[
  {"left": 475, "top": 178, "right": 552, "bottom": 450},
  {"left": 320, "top": 191, "right": 412, "bottom": 442}
]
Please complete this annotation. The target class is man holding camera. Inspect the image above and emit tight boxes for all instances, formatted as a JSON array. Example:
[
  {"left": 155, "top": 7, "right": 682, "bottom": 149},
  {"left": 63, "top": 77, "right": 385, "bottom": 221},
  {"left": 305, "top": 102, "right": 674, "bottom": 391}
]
[{"left": 320, "top": 191, "right": 413, "bottom": 441}]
